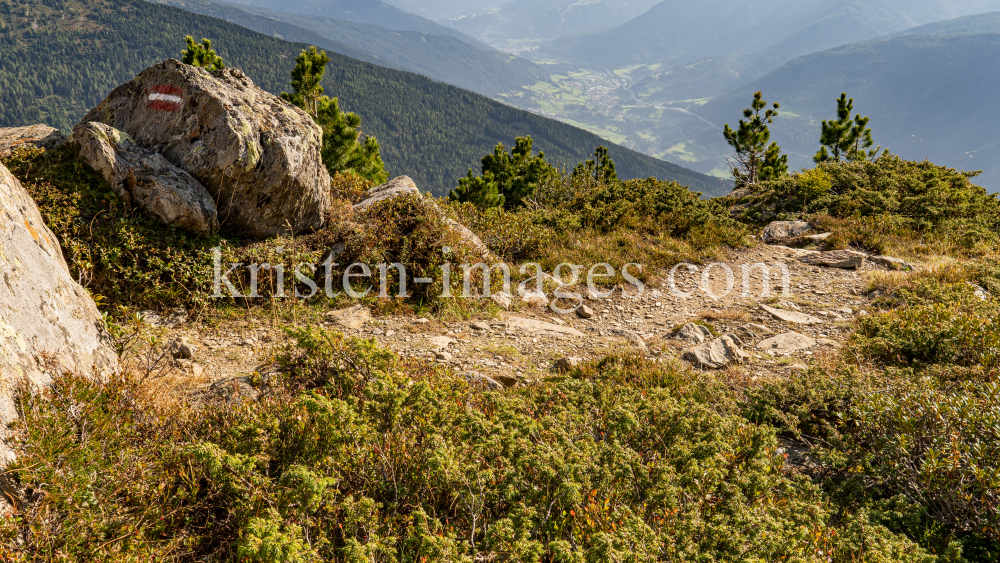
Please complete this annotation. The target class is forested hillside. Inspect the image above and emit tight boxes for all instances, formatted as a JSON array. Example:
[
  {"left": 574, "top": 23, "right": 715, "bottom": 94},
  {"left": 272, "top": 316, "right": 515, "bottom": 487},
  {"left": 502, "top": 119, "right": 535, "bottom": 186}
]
[
  {"left": 0, "top": 0, "right": 727, "bottom": 196},
  {"left": 153, "top": 0, "right": 544, "bottom": 97}
]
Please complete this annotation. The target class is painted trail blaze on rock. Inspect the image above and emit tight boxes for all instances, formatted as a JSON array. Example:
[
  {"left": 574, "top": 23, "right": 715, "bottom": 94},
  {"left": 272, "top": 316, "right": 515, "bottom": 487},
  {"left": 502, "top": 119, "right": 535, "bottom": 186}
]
[
  {"left": 81, "top": 59, "right": 330, "bottom": 238},
  {"left": 147, "top": 84, "right": 184, "bottom": 111}
]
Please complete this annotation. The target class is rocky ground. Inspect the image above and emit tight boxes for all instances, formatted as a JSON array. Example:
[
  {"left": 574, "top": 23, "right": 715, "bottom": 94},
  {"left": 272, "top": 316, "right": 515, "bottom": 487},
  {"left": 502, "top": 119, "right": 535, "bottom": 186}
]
[{"left": 144, "top": 242, "right": 907, "bottom": 399}]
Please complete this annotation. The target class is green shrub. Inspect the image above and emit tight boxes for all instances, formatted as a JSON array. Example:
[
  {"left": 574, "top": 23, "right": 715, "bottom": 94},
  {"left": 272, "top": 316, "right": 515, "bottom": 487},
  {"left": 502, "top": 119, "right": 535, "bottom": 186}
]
[
  {"left": 852, "top": 381, "right": 1000, "bottom": 542},
  {"left": 443, "top": 200, "right": 553, "bottom": 262},
  {"left": 737, "top": 155, "right": 1000, "bottom": 252},
  {"left": 2, "top": 334, "right": 934, "bottom": 562},
  {"left": 851, "top": 304, "right": 1000, "bottom": 374}
]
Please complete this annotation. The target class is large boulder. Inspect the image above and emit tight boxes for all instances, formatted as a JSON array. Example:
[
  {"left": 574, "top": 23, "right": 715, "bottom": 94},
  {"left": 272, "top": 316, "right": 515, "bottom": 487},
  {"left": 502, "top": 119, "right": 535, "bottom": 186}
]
[
  {"left": 798, "top": 249, "right": 867, "bottom": 269},
  {"left": 682, "top": 333, "right": 749, "bottom": 370},
  {"left": 79, "top": 59, "right": 330, "bottom": 238},
  {"left": 72, "top": 122, "right": 218, "bottom": 236},
  {"left": 0, "top": 162, "right": 119, "bottom": 462},
  {"left": 0, "top": 124, "right": 65, "bottom": 155}
]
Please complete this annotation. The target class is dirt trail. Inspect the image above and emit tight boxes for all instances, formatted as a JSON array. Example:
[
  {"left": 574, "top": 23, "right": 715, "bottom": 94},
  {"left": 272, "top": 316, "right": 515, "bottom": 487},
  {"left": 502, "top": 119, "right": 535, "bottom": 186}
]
[{"left": 142, "top": 244, "right": 894, "bottom": 395}]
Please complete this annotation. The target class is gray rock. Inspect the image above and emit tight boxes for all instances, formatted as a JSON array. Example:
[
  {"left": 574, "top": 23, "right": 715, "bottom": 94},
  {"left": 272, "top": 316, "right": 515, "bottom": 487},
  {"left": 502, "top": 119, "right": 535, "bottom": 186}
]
[
  {"left": 491, "top": 291, "right": 512, "bottom": 309},
  {"left": 436, "top": 351, "right": 453, "bottom": 361},
  {"left": 353, "top": 176, "right": 419, "bottom": 212},
  {"left": 470, "top": 321, "right": 491, "bottom": 331},
  {"left": 757, "top": 332, "right": 816, "bottom": 355},
  {"left": 870, "top": 255, "right": 913, "bottom": 271},
  {"left": 761, "top": 221, "right": 814, "bottom": 243},
  {"left": 797, "top": 250, "right": 867, "bottom": 269},
  {"left": 325, "top": 304, "right": 371, "bottom": 330},
  {"left": 72, "top": 122, "right": 218, "bottom": 235},
  {"left": 429, "top": 335, "right": 458, "bottom": 350},
  {"left": 461, "top": 370, "right": 503, "bottom": 390},
  {"left": 169, "top": 339, "right": 196, "bottom": 360},
  {"left": 521, "top": 290, "right": 550, "bottom": 308},
  {"left": 683, "top": 334, "right": 749, "bottom": 369},
  {"left": 611, "top": 328, "right": 651, "bottom": 355},
  {"left": 760, "top": 304, "right": 823, "bottom": 325},
  {"left": 79, "top": 59, "right": 330, "bottom": 238},
  {"left": 0, "top": 162, "right": 119, "bottom": 462},
  {"left": 576, "top": 304, "right": 595, "bottom": 319},
  {"left": 969, "top": 283, "right": 989, "bottom": 301},
  {"left": 0, "top": 124, "right": 65, "bottom": 155},
  {"left": 804, "top": 232, "right": 833, "bottom": 241},
  {"left": 676, "top": 322, "right": 708, "bottom": 344}
]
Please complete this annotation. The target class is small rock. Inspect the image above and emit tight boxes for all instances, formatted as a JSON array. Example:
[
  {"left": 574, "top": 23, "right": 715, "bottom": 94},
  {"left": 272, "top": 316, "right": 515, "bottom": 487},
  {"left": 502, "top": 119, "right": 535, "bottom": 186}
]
[
  {"left": 471, "top": 321, "right": 491, "bottom": 331},
  {"left": 969, "top": 283, "right": 989, "bottom": 301},
  {"left": 676, "top": 323, "right": 708, "bottom": 344},
  {"left": 777, "top": 300, "right": 801, "bottom": 311},
  {"left": 576, "top": 304, "right": 595, "bottom": 319},
  {"left": 491, "top": 292, "right": 512, "bottom": 309},
  {"left": 858, "top": 310, "right": 870, "bottom": 317},
  {"left": 554, "top": 357, "right": 583, "bottom": 372},
  {"left": 761, "top": 221, "right": 814, "bottom": 243},
  {"left": 326, "top": 304, "right": 372, "bottom": 330},
  {"left": 757, "top": 332, "right": 816, "bottom": 355},
  {"left": 386, "top": 330, "right": 396, "bottom": 337},
  {"left": 870, "top": 255, "right": 914, "bottom": 271},
  {"left": 436, "top": 351, "right": 453, "bottom": 361},
  {"left": 804, "top": 232, "right": 833, "bottom": 241},
  {"left": 745, "top": 323, "right": 772, "bottom": 334},
  {"left": 798, "top": 250, "right": 867, "bottom": 269},
  {"left": 371, "top": 328, "right": 384, "bottom": 335},
  {"left": 461, "top": 370, "right": 503, "bottom": 390},
  {"left": 429, "top": 335, "right": 458, "bottom": 350},
  {"left": 414, "top": 318, "right": 430, "bottom": 324},
  {"left": 493, "top": 373, "right": 520, "bottom": 388},
  {"left": 760, "top": 304, "right": 823, "bottom": 325},
  {"left": 816, "top": 338, "right": 843, "bottom": 348},
  {"left": 521, "top": 290, "right": 549, "bottom": 308},
  {"left": 682, "top": 334, "right": 749, "bottom": 369},
  {"left": 169, "top": 339, "right": 196, "bottom": 360}
]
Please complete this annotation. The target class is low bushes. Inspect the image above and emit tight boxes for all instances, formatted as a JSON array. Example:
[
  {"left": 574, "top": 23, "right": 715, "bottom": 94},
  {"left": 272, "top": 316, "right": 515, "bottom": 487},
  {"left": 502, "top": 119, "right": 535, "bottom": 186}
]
[{"left": 2, "top": 332, "right": 936, "bottom": 562}]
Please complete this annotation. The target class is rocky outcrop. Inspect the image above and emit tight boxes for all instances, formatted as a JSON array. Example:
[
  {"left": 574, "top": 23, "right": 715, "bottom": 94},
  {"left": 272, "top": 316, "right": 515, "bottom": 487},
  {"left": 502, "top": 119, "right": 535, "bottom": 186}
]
[
  {"left": 0, "top": 162, "right": 119, "bottom": 462},
  {"left": 72, "top": 122, "right": 218, "bottom": 236},
  {"left": 0, "top": 124, "right": 65, "bottom": 155},
  {"left": 683, "top": 333, "right": 749, "bottom": 369},
  {"left": 80, "top": 59, "right": 330, "bottom": 238},
  {"left": 761, "top": 221, "right": 813, "bottom": 243},
  {"left": 353, "top": 176, "right": 420, "bottom": 212}
]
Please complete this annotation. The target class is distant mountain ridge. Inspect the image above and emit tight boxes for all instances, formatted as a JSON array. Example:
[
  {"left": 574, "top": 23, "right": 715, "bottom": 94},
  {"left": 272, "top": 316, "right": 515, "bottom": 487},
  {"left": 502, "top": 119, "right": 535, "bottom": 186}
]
[
  {"left": 684, "top": 14, "right": 1000, "bottom": 191},
  {"left": 0, "top": 0, "right": 728, "bottom": 196},
  {"left": 539, "top": 0, "right": 1000, "bottom": 99},
  {"left": 446, "top": 0, "right": 662, "bottom": 43},
  {"left": 152, "top": 0, "right": 544, "bottom": 96}
]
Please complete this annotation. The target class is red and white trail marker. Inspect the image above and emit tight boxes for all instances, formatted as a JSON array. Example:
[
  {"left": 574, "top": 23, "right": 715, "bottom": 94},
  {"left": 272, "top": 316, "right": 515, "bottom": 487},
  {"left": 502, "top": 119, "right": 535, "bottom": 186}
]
[{"left": 146, "top": 84, "right": 184, "bottom": 111}]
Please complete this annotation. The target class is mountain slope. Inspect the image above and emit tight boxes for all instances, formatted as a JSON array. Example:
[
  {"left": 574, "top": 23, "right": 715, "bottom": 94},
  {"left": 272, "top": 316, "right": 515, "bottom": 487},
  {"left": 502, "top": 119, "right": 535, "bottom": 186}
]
[
  {"left": 692, "top": 26, "right": 1000, "bottom": 191},
  {"left": 447, "top": 0, "right": 662, "bottom": 44},
  {"left": 153, "top": 0, "right": 543, "bottom": 96},
  {"left": 538, "top": 0, "right": 1000, "bottom": 99},
  {"left": 233, "top": 0, "right": 487, "bottom": 48},
  {"left": 0, "top": 0, "right": 727, "bottom": 196}
]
